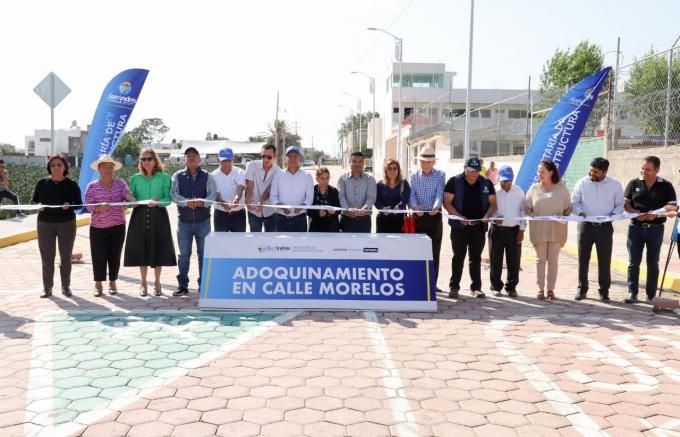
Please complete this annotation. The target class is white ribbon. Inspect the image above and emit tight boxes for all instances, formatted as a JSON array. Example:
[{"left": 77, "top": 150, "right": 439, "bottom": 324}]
[{"left": 1, "top": 200, "right": 670, "bottom": 223}]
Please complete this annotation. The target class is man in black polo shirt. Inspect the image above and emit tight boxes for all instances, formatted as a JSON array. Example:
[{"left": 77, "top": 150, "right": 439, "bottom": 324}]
[
  {"left": 443, "top": 157, "right": 497, "bottom": 299},
  {"left": 623, "top": 156, "right": 677, "bottom": 304}
]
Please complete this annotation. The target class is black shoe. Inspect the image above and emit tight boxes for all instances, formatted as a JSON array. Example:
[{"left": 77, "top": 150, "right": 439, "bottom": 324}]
[
  {"left": 493, "top": 290, "right": 503, "bottom": 297},
  {"left": 471, "top": 290, "right": 486, "bottom": 299},
  {"left": 574, "top": 292, "right": 587, "bottom": 301},
  {"left": 507, "top": 290, "right": 518, "bottom": 298},
  {"left": 40, "top": 289, "right": 52, "bottom": 298},
  {"left": 599, "top": 294, "right": 611, "bottom": 303},
  {"left": 624, "top": 293, "right": 638, "bottom": 304},
  {"left": 448, "top": 288, "right": 459, "bottom": 299},
  {"left": 61, "top": 287, "right": 72, "bottom": 297},
  {"left": 173, "top": 286, "right": 189, "bottom": 297}
]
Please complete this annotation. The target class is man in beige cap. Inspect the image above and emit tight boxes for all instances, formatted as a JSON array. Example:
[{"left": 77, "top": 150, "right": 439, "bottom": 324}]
[{"left": 409, "top": 146, "right": 446, "bottom": 288}]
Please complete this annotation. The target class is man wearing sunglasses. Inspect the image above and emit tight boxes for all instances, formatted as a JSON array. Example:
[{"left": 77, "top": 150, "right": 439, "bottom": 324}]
[{"left": 245, "top": 144, "right": 281, "bottom": 232}]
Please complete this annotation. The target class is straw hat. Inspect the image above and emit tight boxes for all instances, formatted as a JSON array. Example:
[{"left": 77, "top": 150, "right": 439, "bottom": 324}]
[
  {"left": 90, "top": 154, "right": 122, "bottom": 171},
  {"left": 418, "top": 146, "right": 436, "bottom": 161}
]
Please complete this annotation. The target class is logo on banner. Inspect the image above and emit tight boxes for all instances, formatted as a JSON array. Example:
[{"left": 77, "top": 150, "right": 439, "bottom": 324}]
[
  {"left": 257, "top": 244, "right": 321, "bottom": 254},
  {"left": 119, "top": 81, "right": 132, "bottom": 95}
]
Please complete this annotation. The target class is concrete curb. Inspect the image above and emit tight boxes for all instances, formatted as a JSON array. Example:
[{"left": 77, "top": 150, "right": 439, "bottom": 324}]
[
  {"left": 0, "top": 216, "right": 91, "bottom": 249},
  {"left": 563, "top": 242, "right": 680, "bottom": 293}
]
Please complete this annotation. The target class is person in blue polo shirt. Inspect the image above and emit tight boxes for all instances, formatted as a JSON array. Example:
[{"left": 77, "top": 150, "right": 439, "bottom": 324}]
[
  {"left": 269, "top": 146, "right": 314, "bottom": 232},
  {"left": 443, "top": 157, "right": 497, "bottom": 299},
  {"left": 170, "top": 147, "right": 216, "bottom": 296}
]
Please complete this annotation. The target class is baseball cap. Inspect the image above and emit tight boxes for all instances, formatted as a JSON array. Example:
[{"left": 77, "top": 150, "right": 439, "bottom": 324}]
[
  {"left": 285, "top": 146, "right": 303, "bottom": 157},
  {"left": 184, "top": 146, "right": 200, "bottom": 156},
  {"left": 218, "top": 147, "right": 234, "bottom": 161},
  {"left": 498, "top": 165, "right": 514, "bottom": 182},
  {"left": 465, "top": 157, "right": 482, "bottom": 172}
]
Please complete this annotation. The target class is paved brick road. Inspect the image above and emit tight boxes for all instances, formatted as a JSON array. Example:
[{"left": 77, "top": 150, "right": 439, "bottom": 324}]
[{"left": 0, "top": 208, "right": 679, "bottom": 436}]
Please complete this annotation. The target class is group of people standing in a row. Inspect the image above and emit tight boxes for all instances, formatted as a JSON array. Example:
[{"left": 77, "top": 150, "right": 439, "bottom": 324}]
[{"left": 23, "top": 142, "right": 679, "bottom": 303}]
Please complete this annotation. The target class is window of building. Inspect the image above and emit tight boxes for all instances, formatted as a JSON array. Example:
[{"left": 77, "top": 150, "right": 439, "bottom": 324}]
[
  {"left": 453, "top": 109, "right": 465, "bottom": 117},
  {"left": 480, "top": 109, "right": 491, "bottom": 118},
  {"left": 412, "top": 74, "right": 432, "bottom": 88},
  {"left": 508, "top": 110, "right": 528, "bottom": 119},
  {"left": 39, "top": 138, "right": 51, "bottom": 142},
  {"left": 433, "top": 74, "right": 444, "bottom": 88}
]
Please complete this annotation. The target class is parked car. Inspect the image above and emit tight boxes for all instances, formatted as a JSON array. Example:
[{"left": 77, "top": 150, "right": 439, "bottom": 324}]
[{"left": 302, "top": 160, "right": 315, "bottom": 170}]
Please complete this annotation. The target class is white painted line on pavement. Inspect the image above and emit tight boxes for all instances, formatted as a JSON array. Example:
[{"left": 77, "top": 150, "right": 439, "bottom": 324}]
[
  {"left": 485, "top": 320, "right": 610, "bottom": 437},
  {"left": 364, "top": 311, "right": 420, "bottom": 437},
  {"left": 24, "top": 310, "right": 300, "bottom": 437}
]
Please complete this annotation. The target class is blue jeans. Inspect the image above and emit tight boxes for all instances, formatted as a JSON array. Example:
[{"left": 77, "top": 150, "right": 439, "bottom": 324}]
[
  {"left": 276, "top": 214, "right": 308, "bottom": 232},
  {"left": 176, "top": 219, "right": 211, "bottom": 288},
  {"left": 248, "top": 213, "right": 277, "bottom": 232},
  {"left": 627, "top": 223, "right": 665, "bottom": 298}
]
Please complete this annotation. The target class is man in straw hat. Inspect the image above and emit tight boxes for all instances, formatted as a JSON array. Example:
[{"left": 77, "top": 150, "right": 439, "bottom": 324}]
[{"left": 409, "top": 146, "right": 446, "bottom": 288}]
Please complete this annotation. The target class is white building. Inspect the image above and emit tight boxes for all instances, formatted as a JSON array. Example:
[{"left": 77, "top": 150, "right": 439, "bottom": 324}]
[
  {"left": 161, "top": 139, "right": 266, "bottom": 166},
  {"left": 24, "top": 123, "right": 88, "bottom": 157},
  {"left": 371, "top": 62, "right": 538, "bottom": 174}
]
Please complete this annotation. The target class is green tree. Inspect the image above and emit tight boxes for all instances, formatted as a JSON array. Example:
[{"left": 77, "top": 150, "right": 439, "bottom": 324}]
[
  {"left": 113, "top": 132, "right": 141, "bottom": 160},
  {"left": 248, "top": 135, "right": 268, "bottom": 142},
  {"left": 624, "top": 49, "right": 680, "bottom": 135},
  {"left": 337, "top": 112, "right": 371, "bottom": 151},
  {"left": 537, "top": 41, "right": 605, "bottom": 128},
  {"left": 128, "top": 118, "right": 170, "bottom": 144},
  {"left": 0, "top": 143, "right": 17, "bottom": 155}
]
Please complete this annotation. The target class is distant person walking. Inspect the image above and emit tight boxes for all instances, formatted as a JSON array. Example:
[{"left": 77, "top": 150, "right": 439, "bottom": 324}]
[{"left": 0, "top": 159, "right": 25, "bottom": 217}]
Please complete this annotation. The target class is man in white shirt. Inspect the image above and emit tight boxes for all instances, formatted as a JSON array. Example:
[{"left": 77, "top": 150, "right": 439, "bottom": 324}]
[
  {"left": 211, "top": 148, "right": 246, "bottom": 232},
  {"left": 571, "top": 157, "right": 624, "bottom": 303},
  {"left": 269, "top": 146, "right": 314, "bottom": 232},
  {"left": 489, "top": 166, "right": 525, "bottom": 298},
  {"left": 245, "top": 144, "right": 281, "bottom": 232}
]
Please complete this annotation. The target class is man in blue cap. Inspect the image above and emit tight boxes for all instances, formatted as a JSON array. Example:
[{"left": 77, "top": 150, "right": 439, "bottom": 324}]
[
  {"left": 211, "top": 147, "right": 247, "bottom": 232},
  {"left": 443, "top": 156, "right": 497, "bottom": 299},
  {"left": 488, "top": 165, "right": 526, "bottom": 298},
  {"left": 269, "top": 146, "right": 314, "bottom": 232}
]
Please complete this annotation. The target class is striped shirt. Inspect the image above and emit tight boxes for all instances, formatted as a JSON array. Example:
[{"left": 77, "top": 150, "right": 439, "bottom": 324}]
[{"left": 85, "top": 178, "right": 132, "bottom": 229}]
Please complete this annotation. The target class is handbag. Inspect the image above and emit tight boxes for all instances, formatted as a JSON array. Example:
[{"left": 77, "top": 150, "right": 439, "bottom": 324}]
[{"left": 403, "top": 214, "right": 416, "bottom": 233}]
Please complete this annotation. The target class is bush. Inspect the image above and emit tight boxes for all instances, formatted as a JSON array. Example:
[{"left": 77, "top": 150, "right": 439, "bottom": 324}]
[{"left": 0, "top": 163, "right": 216, "bottom": 220}]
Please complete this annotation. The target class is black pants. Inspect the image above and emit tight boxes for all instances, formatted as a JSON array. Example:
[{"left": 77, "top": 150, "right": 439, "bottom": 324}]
[
  {"left": 578, "top": 222, "right": 613, "bottom": 295},
  {"left": 449, "top": 224, "right": 486, "bottom": 291},
  {"left": 489, "top": 225, "right": 521, "bottom": 292},
  {"left": 376, "top": 213, "right": 404, "bottom": 233},
  {"left": 37, "top": 219, "right": 76, "bottom": 291},
  {"left": 416, "top": 213, "right": 443, "bottom": 282},
  {"left": 276, "top": 214, "right": 308, "bottom": 232},
  {"left": 340, "top": 215, "right": 372, "bottom": 233},
  {"left": 90, "top": 224, "right": 126, "bottom": 281},
  {"left": 214, "top": 209, "right": 247, "bottom": 232}
]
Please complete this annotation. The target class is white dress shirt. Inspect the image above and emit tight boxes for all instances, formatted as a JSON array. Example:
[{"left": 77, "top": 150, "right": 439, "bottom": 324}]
[
  {"left": 245, "top": 160, "right": 281, "bottom": 218},
  {"left": 212, "top": 166, "right": 246, "bottom": 212},
  {"left": 269, "top": 168, "right": 314, "bottom": 216},
  {"left": 492, "top": 184, "right": 527, "bottom": 230},
  {"left": 571, "top": 175, "right": 624, "bottom": 217}
]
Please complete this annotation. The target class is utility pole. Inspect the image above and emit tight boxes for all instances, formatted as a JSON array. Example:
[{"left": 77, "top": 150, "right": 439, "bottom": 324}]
[
  {"left": 275, "top": 91, "right": 280, "bottom": 166},
  {"left": 463, "top": 0, "right": 475, "bottom": 161},
  {"left": 525, "top": 75, "right": 531, "bottom": 154}
]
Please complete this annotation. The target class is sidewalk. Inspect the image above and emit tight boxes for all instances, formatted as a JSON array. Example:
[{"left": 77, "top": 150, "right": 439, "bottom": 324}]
[
  {"left": 0, "top": 213, "right": 91, "bottom": 248},
  {"left": 564, "top": 221, "right": 680, "bottom": 293}
]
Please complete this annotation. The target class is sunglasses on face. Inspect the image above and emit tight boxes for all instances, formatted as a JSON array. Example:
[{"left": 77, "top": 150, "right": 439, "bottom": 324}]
[
  {"left": 387, "top": 166, "right": 399, "bottom": 171},
  {"left": 140, "top": 157, "right": 154, "bottom": 162},
  {"left": 261, "top": 155, "right": 273, "bottom": 160}
]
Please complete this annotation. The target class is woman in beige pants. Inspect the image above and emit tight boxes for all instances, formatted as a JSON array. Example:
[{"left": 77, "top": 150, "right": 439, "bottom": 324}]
[{"left": 526, "top": 160, "right": 572, "bottom": 300}]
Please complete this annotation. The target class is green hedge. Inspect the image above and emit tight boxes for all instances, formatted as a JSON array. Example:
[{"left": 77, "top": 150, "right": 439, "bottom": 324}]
[{"left": 0, "top": 163, "right": 218, "bottom": 220}]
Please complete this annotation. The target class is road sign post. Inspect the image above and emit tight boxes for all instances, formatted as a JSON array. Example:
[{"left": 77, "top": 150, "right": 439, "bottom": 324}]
[{"left": 34, "top": 72, "right": 71, "bottom": 156}]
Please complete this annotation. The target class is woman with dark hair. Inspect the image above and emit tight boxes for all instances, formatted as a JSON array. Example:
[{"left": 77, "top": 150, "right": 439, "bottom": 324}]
[
  {"left": 525, "top": 160, "right": 572, "bottom": 300},
  {"left": 375, "top": 159, "right": 411, "bottom": 233},
  {"left": 308, "top": 167, "right": 340, "bottom": 232},
  {"left": 124, "top": 148, "right": 176, "bottom": 296},
  {"left": 32, "top": 155, "right": 82, "bottom": 298}
]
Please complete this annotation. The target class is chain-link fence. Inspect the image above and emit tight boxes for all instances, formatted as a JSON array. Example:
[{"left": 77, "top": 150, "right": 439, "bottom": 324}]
[{"left": 612, "top": 46, "right": 680, "bottom": 149}]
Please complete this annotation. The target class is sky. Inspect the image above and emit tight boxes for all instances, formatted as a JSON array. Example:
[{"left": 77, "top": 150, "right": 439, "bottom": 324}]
[{"left": 1, "top": 0, "right": 679, "bottom": 156}]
